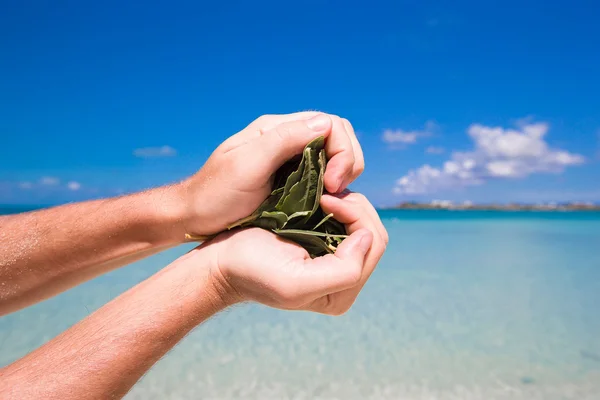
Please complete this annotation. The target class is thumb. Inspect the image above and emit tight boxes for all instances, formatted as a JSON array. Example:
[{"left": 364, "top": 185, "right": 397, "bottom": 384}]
[
  {"left": 298, "top": 228, "right": 373, "bottom": 298},
  {"left": 333, "top": 228, "right": 373, "bottom": 263},
  {"left": 253, "top": 114, "right": 332, "bottom": 170}
]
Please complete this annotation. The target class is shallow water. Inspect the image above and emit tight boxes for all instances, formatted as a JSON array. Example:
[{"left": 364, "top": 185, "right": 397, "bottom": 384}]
[{"left": 1, "top": 210, "right": 600, "bottom": 399}]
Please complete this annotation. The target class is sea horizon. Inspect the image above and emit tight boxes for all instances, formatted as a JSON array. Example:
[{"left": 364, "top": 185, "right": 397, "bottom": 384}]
[{"left": 3, "top": 203, "right": 600, "bottom": 218}]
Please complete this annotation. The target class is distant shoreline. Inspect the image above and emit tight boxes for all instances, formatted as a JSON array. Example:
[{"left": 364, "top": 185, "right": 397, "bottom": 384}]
[{"left": 387, "top": 202, "right": 600, "bottom": 212}]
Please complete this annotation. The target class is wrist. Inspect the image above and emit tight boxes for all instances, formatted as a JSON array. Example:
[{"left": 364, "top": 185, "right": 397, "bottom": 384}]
[
  {"left": 144, "top": 183, "right": 191, "bottom": 245},
  {"left": 205, "top": 241, "right": 245, "bottom": 307},
  {"left": 173, "top": 241, "right": 242, "bottom": 312},
  {"left": 171, "top": 177, "right": 214, "bottom": 241}
]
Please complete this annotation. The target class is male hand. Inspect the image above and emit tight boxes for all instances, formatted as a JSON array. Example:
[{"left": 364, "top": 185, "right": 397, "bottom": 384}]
[
  {"left": 201, "top": 192, "right": 388, "bottom": 315},
  {"left": 178, "top": 112, "right": 364, "bottom": 237}
]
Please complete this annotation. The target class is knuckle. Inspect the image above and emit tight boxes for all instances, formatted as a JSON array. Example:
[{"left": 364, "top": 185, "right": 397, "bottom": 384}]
[
  {"left": 375, "top": 240, "right": 387, "bottom": 256},
  {"left": 331, "top": 302, "right": 353, "bottom": 316},
  {"left": 275, "top": 124, "right": 293, "bottom": 141},
  {"left": 252, "top": 114, "right": 275, "bottom": 127},
  {"left": 315, "top": 294, "right": 354, "bottom": 316},
  {"left": 354, "top": 160, "right": 365, "bottom": 176},
  {"left": 331, "top": 114, "right": 343, "bottom": 124},
  {"left": 341, "top": 118, "right": 355, "bottom": 133},
  {"left": 340, "top": 152, "right": 355, "bottom": 172},
  {"left": 319, "top": 294, "right": 336, "bottom": 314},
  {"left": 351, "top": 192, "right": 368, "bottom": 204},
  {"left": 321, "top": 298, "right": 344, "bottom": 316},
  {"left": 370, "top": 236, "right": 387, "bottom": 260},
  {"left": 382, "top": 229, "right": 390, "bottom": 246}
]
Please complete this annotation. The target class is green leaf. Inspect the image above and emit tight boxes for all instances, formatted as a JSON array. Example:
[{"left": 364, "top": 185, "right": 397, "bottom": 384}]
[
  {"left": 285, "top": 211, "right": 312, "bottom": 227},
  {"left": 277, "top": 137, "right": 324, "bottom": 214},
  {"left": 277, "top": 179, "right": 303, "bottom": 213},
  {"left": 228, "top": 189, "right": 284, "bottom": 229},
  {"left": 278, "top": 166, "right": 309, "bottom": 214},
  {"left": 319, "top": 218, "right": 347, "bottom": 236},
  {"left": 227, "top": 212, "right": 260, "bottom": 230},
  {"left": 273, "top": 229, "right": 334, "bottom": 258},
  {"left": 271, "top": 187, "right": 284, "bottom": 196},
  {"left": 302, "top": 146, "right": 321, "bottom": 214},
  {"left": 275, "top": 149, "right": 307, "bottom": 210},
  {"left": 273, "top": 229, "right": 348, "bottom": 239},
  {"left": 273, "top": 156, "right": 302, "bottom": 189},
  {"left": 302, "top": 149, "right": 326, "bottom": 224},
  {"left": 255, "top": 211, "right": 289, "bottom": 230},
  {"left": 308, "top": 135, "right": 325, "bottom": 150},
  {"left": 258, "top": 189, "right": 284, "bottom": 213},
  {"left": 281, "top": 147, "right": 320, "bottom": 215},
  {"left": 218, "top": 135, "right": 349, "bottom": 257},
  {"left": 313, "top": 212, "right": 334, "bottom": 231}
]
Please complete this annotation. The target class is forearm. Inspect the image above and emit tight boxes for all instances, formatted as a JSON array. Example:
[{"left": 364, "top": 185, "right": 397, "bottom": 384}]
[
  {"left": 0, "top": 184, "right": 190, "bottom": 315},
  {"left": 0, "top": 247, "right": 230, "bottom": 400}
]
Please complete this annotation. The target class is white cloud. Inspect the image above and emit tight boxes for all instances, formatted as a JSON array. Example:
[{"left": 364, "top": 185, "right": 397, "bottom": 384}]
[
  {"left": 382, "top": 120, "right": 438, "bottom": 147},
  {"left": 67, "top": 181, "right": 81, "bottom": 191},
  {"left": 133, "top": 145, "right": 177, "bottom": 158},
  {"left": 40, "top": 176, "right": 59, "bottom": 185},
  {"left": 426, "top": 146, "right": 445, "bottom": 154},
  {"left": 383, "top": 130, "right": 419, "bottom": 144},
  {"left": 394, "top": 121, "right": 585, "bottom": 195},
  {"left": 18, "top": 181, "right": 33, "bottom": 189}
]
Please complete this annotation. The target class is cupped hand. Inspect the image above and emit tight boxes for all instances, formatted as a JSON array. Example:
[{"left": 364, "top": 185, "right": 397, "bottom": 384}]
[
  {"left": 203, "top": 191, "right": 388, "bottom": 315},
  {"left": 178, "top": 112, "right": 364, "bottom": 237}
]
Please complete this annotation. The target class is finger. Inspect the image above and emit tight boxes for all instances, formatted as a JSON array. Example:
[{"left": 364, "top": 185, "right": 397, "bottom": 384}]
[
  {"left": 219, "top": 112, "right": 323, "bottom": 152},
  {"left": 320, "top": 193, "right": 386, "bottom": 272},
  {"left": 346, "top": 193, "right": 388, "bottom": 246},
  {"left": 321, "top": 193, "right": 388, "bottom": 245},
  {"left": 252, "top": 114, "right": 333, "bottom": 171},
  {"left": 323, "top": 116, "right": 356, "bottom": 194},
  {"left": 364, "top": 200, "right": 389, "bottom": 246},
  {"left": 321, "top": 193, "right": 386, "bottom": 264},
  {"left": 289, "top": 229, "right": 372, "bottom": 302},
  {"left": 308, "top": 194, "right": 387, "bottom": 315},
  {"left": 249, "top": 112, "right": 322, "bottom": 133},
  {"left": 320, "top": 192, "right": 361, "bottom": 227},
  {"left": 341, "top": 118, "right": 365, "bottom": 187}
]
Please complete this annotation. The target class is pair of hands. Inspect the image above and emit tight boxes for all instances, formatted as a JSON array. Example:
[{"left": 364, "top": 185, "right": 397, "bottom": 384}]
[{"left": 177, "top": 113, "right": 388, "bottom": 315}]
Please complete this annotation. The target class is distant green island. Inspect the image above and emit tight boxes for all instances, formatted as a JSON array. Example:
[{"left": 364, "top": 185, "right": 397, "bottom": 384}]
[{"left": 390, "top": 201, "right": 600, "bottom": 211}]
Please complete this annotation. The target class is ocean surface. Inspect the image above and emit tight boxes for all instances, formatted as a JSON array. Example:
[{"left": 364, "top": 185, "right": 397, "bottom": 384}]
[{"left": 1, "top": 207, "right": 600, "bottom": 399}]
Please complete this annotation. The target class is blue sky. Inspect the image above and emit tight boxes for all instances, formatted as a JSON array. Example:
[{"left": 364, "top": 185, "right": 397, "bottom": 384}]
[{"left": 1, "top": 0, "right": 599, "bottom": 207}]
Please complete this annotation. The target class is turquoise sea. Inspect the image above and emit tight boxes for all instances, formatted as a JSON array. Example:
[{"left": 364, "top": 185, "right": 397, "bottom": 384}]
[{"left": 1, "top": 207, "right": 600, "bottom": 399}]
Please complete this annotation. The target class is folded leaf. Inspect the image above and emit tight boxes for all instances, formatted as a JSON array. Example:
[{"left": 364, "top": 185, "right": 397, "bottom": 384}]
[
  {"left": 223, "top": 135, "right": 348, "bottom": 258},
  {"left": 253, "top": 211, "right": 289, "bottom": 230},
  {"left": 302, "top": 149, "right": 326, "bottom": 225},
  {"left": 228, "top": 188, "right": 284, "bottom": 229},
  {"left": 275, "top": 148, "right": 308, "bottom": 210}
]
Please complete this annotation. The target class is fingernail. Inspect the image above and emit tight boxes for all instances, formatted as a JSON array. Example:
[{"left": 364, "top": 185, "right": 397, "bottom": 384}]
[{"left": 306, "top": 114, "right": 331, "bottom": 131}]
